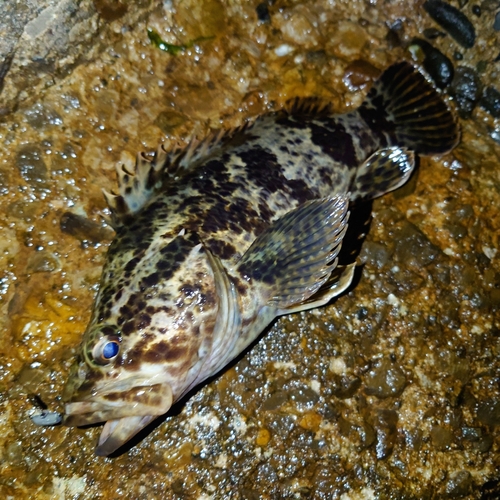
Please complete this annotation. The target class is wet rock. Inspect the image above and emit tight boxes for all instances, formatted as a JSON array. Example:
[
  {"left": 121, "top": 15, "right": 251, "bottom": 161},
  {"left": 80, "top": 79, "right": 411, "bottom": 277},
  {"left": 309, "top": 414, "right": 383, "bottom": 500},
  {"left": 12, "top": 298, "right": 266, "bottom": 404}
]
[
  {"left": 255, "top": 3, "right": 271, "bottom": 23},
  {"left": 154, "top": 110, "right": 187, "bottom": 135},
  {"left": 24, "top": 103, "right": 63, "bottom": 130},
  {"left": 423, "top": 0, "right": 476, "bottom": 48},
  {"left": 266, "top": 414, "right": 296, "bottom": 439},
  {"left": 364, "top": 359, "right": 406, "bottom": 398},
  {"left": 423, "top": 27, "right": 446, "bottom": 39},
  {"left": 409, "top": 38, "right": 454, "bottom": 88},
  {"left": 332, "top": 375, "right": 361, "bottom": 399},
  {"left": 495, "top": 11, "right": 500, "bottom": 30},
  {"left": 26, "top": 251, "right": 60, "bottom": 273},
  {"left": 461, "top": 426, "right": 493, "bottom": 452},
  {"left": 430, "top": 424, "right": 454, "bottom": 450},
  {"left": 357, "top": 421, "right": 376, "bottom": 449},
  {"left": 359, "top": 241, "right": 391, "bottom": 269},
  {"left": 276, "top": 7, "right": 319, "bottom": 47},
  {"left": 393, "top": 221, "right": 441, "bottom": 269},
  {"left": 93, "top": 0, "right": 128, "bottom": 22},
  {"left": 445, "top": 470, "right": 473, "bottom": 498},
  {"left": 6, "top": 441, "right": 24, "bottom": 465},
  {"left": 449, "top": 66, "right": 482, "bottom": 118},
  {"left": 373, "top": 409, "right": 398, "bottom": 459},
  {"left": 261, "top": 391, "right": 288, "bottom": 411},
  {"left": 6, "top": 200, "right": 41, "bottom": 221},
  {"left": 342, "top": 59, "right": 381, "bottom": 90},
  {"left": 476, "top": 400, "right": 500, "bottom": 426},
  {"left": 480, "top": 86, "right": 500, "bottom": 118},
  {"left": 59, "top": 212, "right": 113, "bottom": 244},
  {"left": 288, "top": 384, "right": 319, "bottom": 409},
  {"left": 481, "top": 479, "right": 500, "bottom": 500},
  {"left": 15, "top": 144, "right": 49, "bottom": 187},
  {"left": 405, "top": 428, "right": 423, "bottom": 451}
]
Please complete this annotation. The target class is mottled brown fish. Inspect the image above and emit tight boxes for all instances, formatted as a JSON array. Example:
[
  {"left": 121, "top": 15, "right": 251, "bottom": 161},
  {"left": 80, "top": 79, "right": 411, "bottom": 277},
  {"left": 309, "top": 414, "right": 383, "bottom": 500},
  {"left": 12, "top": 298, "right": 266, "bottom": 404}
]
[{"left": 47, "top": 62, "right": 459, "bottom": 455}]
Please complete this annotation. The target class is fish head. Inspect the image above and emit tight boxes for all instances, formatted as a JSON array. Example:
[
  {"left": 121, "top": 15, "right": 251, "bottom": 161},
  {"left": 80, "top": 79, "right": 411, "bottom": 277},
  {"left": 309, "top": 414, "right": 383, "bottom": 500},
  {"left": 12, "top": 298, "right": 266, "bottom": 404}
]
[{"left": 62, "top": 230, "right": 222, "bottom": 455}]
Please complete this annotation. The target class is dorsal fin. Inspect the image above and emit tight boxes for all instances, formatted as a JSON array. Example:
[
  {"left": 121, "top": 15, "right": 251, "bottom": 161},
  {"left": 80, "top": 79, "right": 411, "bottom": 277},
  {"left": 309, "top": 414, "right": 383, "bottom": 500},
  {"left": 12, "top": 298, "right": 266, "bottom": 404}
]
[
  {"left": 283, "top": 96, "right": 334, "bottom": 117},
  {"left": 104, "top": 121, "right": 256, "bottom": 224}
]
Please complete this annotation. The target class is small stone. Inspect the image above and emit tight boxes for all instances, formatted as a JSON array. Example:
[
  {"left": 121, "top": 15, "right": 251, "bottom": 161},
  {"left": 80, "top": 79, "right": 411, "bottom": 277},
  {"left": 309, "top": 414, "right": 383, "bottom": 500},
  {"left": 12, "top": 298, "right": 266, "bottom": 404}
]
[
  {"left": 60, "top": 212, "right": 113, "bottom": 244},
  {"left": 255, "top": 3, "right": 270, "bottom": 23},
  {"left": 359, "top": 241, "right": 391, "bottom": 269},
  {"left": 261, "top": 391, "right": 288, "bottom": 411},
  {"left": 445, "top": 471, "right": 473, "bottom": 498},
  {"left": 449, "top": 66, "right": 482, "bottom": 117},
  {"left": 423, "top": 27, "right": 446, "bottom": 39},
  {"left": 480, "top": 86, "right": 500, "bottom": 118},
  {"left": 364, "top": 359, "right": 406, "bottom": 398},
  {"left": 430, "top": 424, "right": 454, "bottom": 450},
  {"left": 299, "top": 412, "right": 322, "bottom": 432},
  {"left": 342, "top": 59, "right": 381, "bottom": 90},
  {"left": 409, "top": 38, "right": 454, "bottom": 88},
  {"left": 476, "top": 400, "right": 500, "bottom": 426},
  {"left": 26, "top": 251, "right": 60, "bottom": 273},
  {"left": 374, "top": 409, "right": 398, "bottom": 459},
  {"left": 255, "top": 428, "right": 271, "bottom": 446},
  {"left": 332, "top": 375, "right": 361, "bottom": 399},
  {"left": 16, "top": 144, "right": 49, "bottom": 187},
  {"left": 495, "top": 11, "right": 500, "bottom": 30},
  {"left": 423, "top": 0, "right": 476, "bottom": 48}
]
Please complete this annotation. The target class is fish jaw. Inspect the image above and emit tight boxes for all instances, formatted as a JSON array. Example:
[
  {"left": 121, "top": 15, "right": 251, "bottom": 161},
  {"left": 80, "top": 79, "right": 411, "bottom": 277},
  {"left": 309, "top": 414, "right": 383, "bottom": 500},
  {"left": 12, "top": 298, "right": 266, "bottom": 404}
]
[
  {"left": 95, "top": 416, "right": 156, "bottom": 456},
  {"left": 63, "top": 381, "right": 173, "bottom": 456}
]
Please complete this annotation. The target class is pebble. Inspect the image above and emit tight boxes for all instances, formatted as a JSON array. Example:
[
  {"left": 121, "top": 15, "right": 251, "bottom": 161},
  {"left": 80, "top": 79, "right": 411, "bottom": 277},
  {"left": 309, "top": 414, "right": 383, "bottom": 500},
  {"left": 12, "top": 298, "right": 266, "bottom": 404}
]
[
  {"left": 364, "top": 359, "right": 406, "bottom": 398},
  {"left": 26, "top": 251, "right": 60, "bottom": 273},
  {"left": 342, "top": 59, "right": 381, "bottom": 90},
  {"left": 60, "top": 212, "right": 113, "bottom": 244},
  {"left": 409, "top": 37, "right": 454, "bottom": 88},
  {"left": 359, "top": 241, "right": 391, "bottom": 268},
  {"left": 256, "top": 3, "right": 270, "bottom": 23},
  {"left": 430, "top": 424, "right": 454, "bottom": 450},
  {"left": 393, "top": 221, "right": 441, "bottom": 269},
  {"left": 449, "top": 66, "right": 482, "bottom": 117},
  {"left": 423, "top": 0, "right": 476, "bottom": 48},
  {"left": 374, "top": 409, "right": 398, "bottom": 459},
  {"left": 423, "top": 27, "right": 446, "bottom": 39},
  {"left": 476, "top": 400, "right": 500, "bottom": 426},
  {"left": 332, "top": 375, "right": 361, "bottom": 399},
  {"left": 495, "top": 11, "right": 500, "bottom": 30},
  {"left": 479, "top": 86, "right": 500, "bottom": 118},
  {"left": 16, "top": 144, "right": 49, "bottom": 187},
  {"left": 445, "top": 471, "right": 473, "bottom": 497}
]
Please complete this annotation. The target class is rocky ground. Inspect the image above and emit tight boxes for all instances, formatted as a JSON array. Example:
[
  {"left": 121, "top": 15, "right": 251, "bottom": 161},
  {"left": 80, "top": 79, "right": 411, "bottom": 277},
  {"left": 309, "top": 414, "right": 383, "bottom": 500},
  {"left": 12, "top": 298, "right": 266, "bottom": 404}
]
[{"left": 0, "top": 0, "right": 499, "bottom": 498}]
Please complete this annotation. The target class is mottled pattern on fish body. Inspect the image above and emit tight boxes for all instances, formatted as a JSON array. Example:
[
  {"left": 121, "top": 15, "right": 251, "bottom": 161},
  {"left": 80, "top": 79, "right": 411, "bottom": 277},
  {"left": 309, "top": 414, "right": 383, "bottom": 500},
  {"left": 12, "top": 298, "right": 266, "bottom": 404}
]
[{"left": 59, "top": 62, "right": 459, "bottom": 455}]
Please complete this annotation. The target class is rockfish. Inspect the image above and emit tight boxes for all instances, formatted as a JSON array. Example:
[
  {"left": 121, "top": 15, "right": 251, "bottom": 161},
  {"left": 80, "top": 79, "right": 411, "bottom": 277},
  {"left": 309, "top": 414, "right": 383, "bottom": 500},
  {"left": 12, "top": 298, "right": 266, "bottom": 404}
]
[{"left": 37, "top": 62, "right": 459, "bottom": 455}]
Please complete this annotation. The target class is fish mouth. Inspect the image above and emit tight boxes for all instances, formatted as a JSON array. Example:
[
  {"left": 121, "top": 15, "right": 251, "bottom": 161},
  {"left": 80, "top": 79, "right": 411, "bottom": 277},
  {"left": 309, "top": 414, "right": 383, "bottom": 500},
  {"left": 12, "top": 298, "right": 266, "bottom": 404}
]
[{"left": 63, "top": 382, "right": 173, "bottom": 456}]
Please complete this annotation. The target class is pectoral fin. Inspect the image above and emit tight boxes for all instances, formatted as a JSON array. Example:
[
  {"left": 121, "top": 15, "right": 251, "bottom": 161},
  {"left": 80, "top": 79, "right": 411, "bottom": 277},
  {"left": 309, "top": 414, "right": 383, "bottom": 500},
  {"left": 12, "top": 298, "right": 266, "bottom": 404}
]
[
  {"left": 237, "top": 195, "right": 349, "bottom": 310},
  {"left": 351, "top": 147, "right": 415, "bottom": 201}
]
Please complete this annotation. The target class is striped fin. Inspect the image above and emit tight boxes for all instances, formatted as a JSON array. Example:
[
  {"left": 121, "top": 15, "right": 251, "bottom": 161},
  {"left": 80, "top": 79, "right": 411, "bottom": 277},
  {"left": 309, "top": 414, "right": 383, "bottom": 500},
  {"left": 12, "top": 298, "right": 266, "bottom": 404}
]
[{"left": 358, "top": 61, "right": 459, "bottom": 155}]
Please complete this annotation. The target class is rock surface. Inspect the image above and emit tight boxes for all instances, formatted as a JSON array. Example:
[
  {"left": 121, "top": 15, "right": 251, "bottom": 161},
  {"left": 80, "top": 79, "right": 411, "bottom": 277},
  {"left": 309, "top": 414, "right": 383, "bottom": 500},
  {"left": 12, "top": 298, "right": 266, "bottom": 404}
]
[{"left": 0, "top": 0, "right": 499, "bottom": 498}]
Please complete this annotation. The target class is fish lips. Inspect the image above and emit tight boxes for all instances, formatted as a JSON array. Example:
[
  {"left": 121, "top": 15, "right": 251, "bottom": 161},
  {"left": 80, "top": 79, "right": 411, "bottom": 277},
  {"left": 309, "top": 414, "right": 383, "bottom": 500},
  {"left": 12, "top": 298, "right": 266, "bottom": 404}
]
[{"left": 63, "top": 382, "right": 173, "bottom": 456}]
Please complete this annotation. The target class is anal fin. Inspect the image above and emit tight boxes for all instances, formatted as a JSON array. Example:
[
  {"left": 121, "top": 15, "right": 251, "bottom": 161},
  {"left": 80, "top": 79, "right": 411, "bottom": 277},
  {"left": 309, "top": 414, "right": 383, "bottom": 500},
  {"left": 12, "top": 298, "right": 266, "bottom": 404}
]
[{"left": 281, "top": 263, "right": 355, "bottom": 314}]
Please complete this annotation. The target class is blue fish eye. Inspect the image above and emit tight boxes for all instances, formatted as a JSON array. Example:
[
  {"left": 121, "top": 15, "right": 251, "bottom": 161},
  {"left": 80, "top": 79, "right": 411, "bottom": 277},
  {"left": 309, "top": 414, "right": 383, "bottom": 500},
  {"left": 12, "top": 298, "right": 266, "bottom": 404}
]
[
  {"left": 102, "top": 341, "right": 119, "bottom": 359},
  {"left": 92, "top": 335, "right": 121, "bottom": 365}
]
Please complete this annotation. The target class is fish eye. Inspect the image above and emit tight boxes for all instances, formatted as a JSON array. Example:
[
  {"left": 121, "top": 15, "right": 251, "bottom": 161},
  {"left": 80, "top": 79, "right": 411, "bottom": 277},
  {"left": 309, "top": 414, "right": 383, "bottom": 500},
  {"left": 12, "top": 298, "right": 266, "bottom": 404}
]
[{"left": 92, "top": 335, "right": 121, "bottom": 365}]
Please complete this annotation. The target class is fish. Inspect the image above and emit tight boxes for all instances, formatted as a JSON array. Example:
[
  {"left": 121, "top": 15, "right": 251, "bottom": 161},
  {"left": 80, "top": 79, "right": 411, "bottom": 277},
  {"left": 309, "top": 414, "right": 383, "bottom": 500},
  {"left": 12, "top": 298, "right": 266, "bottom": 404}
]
[{"left": 46, "top": 62, "right": 458, "bottom": 455}]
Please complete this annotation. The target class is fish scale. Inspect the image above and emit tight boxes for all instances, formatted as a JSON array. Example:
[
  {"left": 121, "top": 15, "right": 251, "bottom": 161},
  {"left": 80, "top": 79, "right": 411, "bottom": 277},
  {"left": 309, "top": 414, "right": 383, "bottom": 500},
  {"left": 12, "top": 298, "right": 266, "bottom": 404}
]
[{"left": 32, "top": 61, "right": 459, "bottom": 456}]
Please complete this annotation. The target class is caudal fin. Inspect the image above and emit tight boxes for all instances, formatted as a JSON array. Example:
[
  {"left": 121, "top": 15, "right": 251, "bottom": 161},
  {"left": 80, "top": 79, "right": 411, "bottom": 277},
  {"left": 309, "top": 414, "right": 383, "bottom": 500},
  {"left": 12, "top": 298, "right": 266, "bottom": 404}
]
[{"left": 358, "top": 61, "right": 459, "bottom": 155}]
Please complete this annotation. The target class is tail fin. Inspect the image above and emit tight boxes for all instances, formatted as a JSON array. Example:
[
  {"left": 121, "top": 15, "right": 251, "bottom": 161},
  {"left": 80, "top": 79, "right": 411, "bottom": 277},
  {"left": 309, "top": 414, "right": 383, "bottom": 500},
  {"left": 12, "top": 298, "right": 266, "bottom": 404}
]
[{"left": 358, "top": 61, "right": 459, "bottom": 155}]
